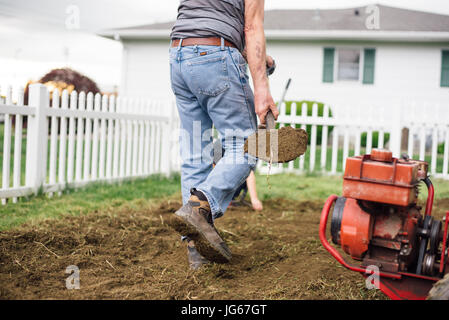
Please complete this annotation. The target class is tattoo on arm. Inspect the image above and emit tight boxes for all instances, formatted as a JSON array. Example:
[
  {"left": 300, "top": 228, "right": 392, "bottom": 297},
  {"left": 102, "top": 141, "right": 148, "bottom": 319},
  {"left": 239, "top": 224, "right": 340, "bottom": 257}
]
[{"left": 255, "top": 44, "right": 262, "bottom": 59}]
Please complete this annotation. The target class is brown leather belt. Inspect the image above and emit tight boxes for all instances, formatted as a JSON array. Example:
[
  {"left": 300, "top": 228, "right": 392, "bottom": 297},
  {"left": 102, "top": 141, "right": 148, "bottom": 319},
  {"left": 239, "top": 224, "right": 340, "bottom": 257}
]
[{"left": 171, "top": 37, "right": 236, "bottom": 48}]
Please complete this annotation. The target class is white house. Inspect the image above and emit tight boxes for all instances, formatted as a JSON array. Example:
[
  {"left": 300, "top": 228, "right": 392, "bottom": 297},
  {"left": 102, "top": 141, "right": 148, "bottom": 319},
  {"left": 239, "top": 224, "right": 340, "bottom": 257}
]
[{"left": 100, "top": 4, "right": 449, "bottom": 109}]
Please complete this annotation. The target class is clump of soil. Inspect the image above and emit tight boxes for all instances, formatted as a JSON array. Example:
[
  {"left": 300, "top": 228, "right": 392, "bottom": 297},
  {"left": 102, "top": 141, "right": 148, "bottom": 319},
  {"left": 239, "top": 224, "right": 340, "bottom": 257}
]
[
  {"left": 0, "top": 195, "right": 405, "bottom": 300},
  {"left": 244, "top": 127, "right": 308, "bottom": 163}
]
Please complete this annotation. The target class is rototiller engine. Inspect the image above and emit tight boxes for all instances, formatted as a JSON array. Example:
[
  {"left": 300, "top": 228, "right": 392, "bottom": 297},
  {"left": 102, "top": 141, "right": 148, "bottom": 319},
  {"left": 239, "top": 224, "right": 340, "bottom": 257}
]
[{"left": 320, "top": 149, "right": 449, "bottom": 300}]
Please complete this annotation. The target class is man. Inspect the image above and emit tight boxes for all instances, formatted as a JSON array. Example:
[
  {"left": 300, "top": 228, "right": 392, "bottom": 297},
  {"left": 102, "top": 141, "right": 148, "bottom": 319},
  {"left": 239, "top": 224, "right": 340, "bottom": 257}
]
[{"left": 168, "top": 0, "right": 278, "bottom": 268}]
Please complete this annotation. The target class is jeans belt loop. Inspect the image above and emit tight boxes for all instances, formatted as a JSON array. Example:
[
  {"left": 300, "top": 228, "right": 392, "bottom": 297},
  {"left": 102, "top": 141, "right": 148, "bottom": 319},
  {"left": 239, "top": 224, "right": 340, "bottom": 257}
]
[
  {"left": 177, "top": 38, "right": 183, "bottom": 51},
  {"left": 177, "top": 38, "right": 183, "bottom": 61},
  {"left": 193, "top": 44, "right": 198, "bottom": 53},
  {"left": 220, "top": 37, "right": 225, "bottom": 51}
]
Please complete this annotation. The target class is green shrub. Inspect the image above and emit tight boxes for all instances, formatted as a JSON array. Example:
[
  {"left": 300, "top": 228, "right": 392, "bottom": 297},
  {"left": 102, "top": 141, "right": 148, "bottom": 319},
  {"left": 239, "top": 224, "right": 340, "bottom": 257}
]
[
  {"left": 278, "top": 100, "right": 333, "bottom": 145},
  {"left": 360, "top": 131, "right": 390, "bottom": 148},
  {"left": 438, "top": 143, "right": 445, "bottom": 154}
]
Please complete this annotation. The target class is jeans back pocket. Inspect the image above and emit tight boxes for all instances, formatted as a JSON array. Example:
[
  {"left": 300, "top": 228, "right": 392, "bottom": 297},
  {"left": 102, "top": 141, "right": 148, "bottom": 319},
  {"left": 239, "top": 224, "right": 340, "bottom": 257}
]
[{"left": 187, "top": 54, "right": 231, "bottom": 97}]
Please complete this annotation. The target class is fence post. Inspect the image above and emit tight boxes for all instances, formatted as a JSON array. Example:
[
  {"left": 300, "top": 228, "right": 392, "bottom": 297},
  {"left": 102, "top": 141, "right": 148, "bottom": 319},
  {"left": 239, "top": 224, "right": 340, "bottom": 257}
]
[
  {"left": 25, "top": 84, "right": 49, "bottom": 194},
  {"left": 389, "top": 104, "right": 403, "bottom": 158},
  {"left": 160, "top": 101, "right": 176, "bottom": 177},
  {"left": 170, "top": 101, "right": 179, "bottom": 174}
]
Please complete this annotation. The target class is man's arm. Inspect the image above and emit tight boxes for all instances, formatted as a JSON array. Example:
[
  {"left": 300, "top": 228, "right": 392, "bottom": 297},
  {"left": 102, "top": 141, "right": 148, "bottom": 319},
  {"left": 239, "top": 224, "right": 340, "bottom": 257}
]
[
  {"left": 244, "top": 0, "right": 279, "bottom": 124},
  {"left": 241, "top": 48, "right": 274, "bottom": 69}
]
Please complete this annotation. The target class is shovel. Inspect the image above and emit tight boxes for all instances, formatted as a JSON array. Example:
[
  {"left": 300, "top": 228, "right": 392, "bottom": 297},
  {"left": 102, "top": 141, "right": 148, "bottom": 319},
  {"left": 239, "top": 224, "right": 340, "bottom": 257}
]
[{"left": 244, "top": 79, "right": 308, "bottom": 163}]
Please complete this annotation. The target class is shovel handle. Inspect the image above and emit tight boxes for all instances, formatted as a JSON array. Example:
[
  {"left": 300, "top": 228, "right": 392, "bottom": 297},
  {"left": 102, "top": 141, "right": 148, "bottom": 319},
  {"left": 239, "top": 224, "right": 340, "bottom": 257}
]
[{"left": 266, "top": 110, "right": 275, "bottom": 130}]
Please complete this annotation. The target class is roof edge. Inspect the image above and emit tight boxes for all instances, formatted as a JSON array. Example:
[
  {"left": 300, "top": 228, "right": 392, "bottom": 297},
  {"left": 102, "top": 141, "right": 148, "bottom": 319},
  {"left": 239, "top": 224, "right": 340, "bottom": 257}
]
[{"left": 98, "top": 29, "right": 449, "bottom": 42}]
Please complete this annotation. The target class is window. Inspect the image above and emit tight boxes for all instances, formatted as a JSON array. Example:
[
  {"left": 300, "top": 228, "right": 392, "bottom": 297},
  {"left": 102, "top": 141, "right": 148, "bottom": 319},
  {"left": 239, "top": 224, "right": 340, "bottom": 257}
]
[
  {"left": 322, "top": 47, "right": 376, "bottom": 84},
  {"left": 337, "top": 49, "right": 360, "bottom": 81}
]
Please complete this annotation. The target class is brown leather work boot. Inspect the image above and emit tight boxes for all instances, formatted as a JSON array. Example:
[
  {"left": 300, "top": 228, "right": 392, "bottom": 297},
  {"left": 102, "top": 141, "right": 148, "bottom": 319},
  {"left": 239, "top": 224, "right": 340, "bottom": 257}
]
[{"left": 168, "top": 189, "right": 232, "bottom": 263}]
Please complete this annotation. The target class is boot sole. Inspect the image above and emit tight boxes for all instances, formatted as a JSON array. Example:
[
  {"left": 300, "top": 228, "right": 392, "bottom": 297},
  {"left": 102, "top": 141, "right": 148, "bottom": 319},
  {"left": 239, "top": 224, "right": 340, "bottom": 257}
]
[{"left": 168, "top": 213, "right": 232, "bottom": 263}]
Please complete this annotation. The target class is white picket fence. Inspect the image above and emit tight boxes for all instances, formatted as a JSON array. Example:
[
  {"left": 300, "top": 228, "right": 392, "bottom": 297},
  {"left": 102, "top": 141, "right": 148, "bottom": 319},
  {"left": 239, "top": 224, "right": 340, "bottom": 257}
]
[
  {"left": 1, "top": 83, "right": 449, "bottom": 204},
  {"left": 0, "top": 84, "right": 179, "bottom": 204}
]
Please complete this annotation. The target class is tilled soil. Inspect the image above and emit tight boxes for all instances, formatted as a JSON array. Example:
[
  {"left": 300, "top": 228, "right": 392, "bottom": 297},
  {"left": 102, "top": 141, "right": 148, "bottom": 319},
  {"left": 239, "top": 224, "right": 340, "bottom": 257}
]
[{"left": 2, "top": 197, "right": 447, "bottom": 300}]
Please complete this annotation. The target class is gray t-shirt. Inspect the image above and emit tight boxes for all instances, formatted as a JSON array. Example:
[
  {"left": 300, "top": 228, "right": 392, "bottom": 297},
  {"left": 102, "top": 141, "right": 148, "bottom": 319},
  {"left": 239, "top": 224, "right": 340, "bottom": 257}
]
[{"left": 170, "top": 0, "right": 245, "bottom": 52}]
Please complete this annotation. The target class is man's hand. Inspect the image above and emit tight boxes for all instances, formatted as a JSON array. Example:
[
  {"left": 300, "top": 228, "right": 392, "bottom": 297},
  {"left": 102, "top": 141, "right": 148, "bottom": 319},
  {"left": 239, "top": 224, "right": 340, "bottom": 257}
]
[
  {"left": 251, "top": 198, "right": 263, "bottom": 211},
  {"left": 254, "top": 87, "right": 278, "bottom": 124},
  {"left": 244, "top": 0, "right": 279, "bottom": 124}
]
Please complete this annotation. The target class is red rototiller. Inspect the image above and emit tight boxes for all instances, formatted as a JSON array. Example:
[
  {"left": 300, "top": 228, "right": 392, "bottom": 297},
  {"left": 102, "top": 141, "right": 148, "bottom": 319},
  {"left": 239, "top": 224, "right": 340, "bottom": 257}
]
[{"left": 320, "top": 148, "right": 449, "bottom": 300}]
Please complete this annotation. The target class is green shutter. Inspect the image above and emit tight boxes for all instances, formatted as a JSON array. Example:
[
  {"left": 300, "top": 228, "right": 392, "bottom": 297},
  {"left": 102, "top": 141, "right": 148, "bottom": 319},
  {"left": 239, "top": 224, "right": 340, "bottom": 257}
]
[
  {"left": 441, "top": 50, "right": 449, "bottom": 87},
  {"left": 322, "top": 48, "right": 335, "bottom": 83},
  {"left": 363, "top": 48, "right": 376, "bottom": 84}
]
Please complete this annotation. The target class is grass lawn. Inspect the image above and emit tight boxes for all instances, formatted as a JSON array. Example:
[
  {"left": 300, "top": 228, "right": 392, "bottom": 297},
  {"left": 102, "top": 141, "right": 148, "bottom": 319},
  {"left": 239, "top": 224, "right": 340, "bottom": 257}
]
[
  {"left": 263, "top": 146, "right": 449, "bottom": 174},
  {"left": 1, "top": 172, "right": 449, "bottom": 231},
  {"left": 257, "top": 172, "right": 449, "bottom": 201},
  {"left": 0, "top": 174, "right": 181, "bottom": 230}
]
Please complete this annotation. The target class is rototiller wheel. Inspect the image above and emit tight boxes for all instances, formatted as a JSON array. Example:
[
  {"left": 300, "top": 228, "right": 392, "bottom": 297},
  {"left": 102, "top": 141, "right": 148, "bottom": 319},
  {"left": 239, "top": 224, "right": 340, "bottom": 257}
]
[{"left": 319, "top": 149, "right": 449, "bottom": 300}]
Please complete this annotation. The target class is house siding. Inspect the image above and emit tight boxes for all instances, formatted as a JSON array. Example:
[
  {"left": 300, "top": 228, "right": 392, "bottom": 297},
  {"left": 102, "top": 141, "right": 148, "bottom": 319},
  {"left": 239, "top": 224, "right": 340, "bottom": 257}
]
[
  {"left": 120, "top": 39, "right": 448, "bottom": 109},
  {"left": 266, "top": 41, "right": 448, "bottom": 107},
  {"left": 120, "top": 40, "right": 171, "bottom": 99}
]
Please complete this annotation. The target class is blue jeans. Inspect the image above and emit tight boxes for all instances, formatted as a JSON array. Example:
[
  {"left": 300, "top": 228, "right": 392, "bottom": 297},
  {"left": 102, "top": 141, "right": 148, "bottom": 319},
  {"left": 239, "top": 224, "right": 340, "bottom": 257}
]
[{"left": 169, "top": 42, "right": 257, "bottom": 219}]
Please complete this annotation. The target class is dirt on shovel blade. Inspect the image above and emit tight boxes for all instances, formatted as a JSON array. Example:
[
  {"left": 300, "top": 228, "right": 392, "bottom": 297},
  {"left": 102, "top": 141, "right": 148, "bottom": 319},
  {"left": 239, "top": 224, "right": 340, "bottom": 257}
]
[{"left": 244, "top": 126, "right": 308, "bottom": 163}]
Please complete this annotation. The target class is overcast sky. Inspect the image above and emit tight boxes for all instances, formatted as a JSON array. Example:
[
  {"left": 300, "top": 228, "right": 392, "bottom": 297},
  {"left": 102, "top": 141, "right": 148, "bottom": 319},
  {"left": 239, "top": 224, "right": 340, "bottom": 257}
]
[
  {"left": 1, "top": 0, "right": 449, "bottom": 31},
  {"left": 1, "top": 0, "right": 448, "bottom": 92}
]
